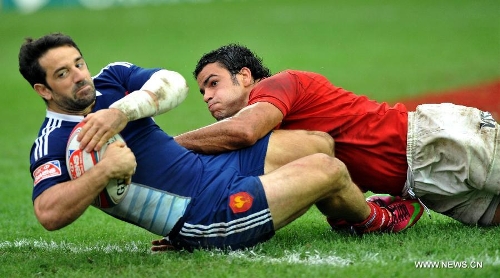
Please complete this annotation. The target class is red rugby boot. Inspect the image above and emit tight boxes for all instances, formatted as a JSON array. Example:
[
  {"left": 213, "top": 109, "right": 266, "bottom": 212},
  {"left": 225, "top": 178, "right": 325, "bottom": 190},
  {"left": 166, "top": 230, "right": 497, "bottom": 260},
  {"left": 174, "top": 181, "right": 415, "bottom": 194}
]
[
  {"left": 366, "top": 194, "right": 402, "bottom": 207},
  {"left": 385, "top": 199, "right": 424, "bottom": 232}
]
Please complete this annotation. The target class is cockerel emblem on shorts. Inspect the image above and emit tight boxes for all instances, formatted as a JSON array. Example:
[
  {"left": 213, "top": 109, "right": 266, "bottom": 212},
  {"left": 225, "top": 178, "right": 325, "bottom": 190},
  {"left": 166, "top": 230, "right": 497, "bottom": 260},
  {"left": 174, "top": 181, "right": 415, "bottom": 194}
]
[{"left": 229, "top": 192, "right": 254, "bottom": 213}]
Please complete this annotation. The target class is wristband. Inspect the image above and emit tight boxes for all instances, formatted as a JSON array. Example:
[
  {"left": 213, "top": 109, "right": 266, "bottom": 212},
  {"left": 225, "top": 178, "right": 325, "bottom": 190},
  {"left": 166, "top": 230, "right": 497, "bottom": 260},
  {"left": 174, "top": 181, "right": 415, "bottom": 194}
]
[
  {"left": 109, "top": 90, "right": 156, "bottom": 121},
  {"left": 141, "top": 70, "right": 188, "bottom": 115}
]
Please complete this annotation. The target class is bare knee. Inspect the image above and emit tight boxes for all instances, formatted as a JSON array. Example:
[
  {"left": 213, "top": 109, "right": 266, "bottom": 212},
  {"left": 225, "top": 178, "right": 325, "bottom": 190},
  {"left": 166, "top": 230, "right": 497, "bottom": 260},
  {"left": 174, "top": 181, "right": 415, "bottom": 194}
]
[{"left": 309, "top": 153, "right": 351, "bottom": 191}]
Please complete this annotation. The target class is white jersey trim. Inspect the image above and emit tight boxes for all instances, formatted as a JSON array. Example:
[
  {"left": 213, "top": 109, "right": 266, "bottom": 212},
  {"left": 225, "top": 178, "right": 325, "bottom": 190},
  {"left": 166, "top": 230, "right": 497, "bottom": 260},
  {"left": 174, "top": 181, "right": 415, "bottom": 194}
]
[
  {"left": 33, "top": 111, "right": 83, "bottom": 161},
  {"left": 33, "top": 117, "right": 60, "bottom": 161}
]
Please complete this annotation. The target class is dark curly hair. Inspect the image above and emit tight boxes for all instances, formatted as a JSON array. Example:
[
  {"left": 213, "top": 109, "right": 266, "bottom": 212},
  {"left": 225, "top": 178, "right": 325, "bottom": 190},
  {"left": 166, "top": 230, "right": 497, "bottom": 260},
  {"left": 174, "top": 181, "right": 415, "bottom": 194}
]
[
  {"left": 193, "top": 44, "right": 271, "bottom": 81},
  {"left": 19, "top": 32, "right": 82, "bottom": 88}
]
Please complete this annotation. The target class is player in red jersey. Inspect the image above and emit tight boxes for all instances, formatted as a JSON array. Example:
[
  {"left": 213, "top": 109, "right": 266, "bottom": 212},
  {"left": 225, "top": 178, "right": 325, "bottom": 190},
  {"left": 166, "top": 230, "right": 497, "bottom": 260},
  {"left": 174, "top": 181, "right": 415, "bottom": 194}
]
[{"left": 172, "top": 44, "right": 500, "bottom": 228}]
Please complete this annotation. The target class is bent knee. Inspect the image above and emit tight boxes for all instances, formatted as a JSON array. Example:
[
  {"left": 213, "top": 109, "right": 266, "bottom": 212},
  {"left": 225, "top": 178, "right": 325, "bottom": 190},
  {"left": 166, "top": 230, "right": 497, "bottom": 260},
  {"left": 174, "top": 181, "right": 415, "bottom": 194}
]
[{"left": 308, "top": 153, "right": 350, "bottom": 182}]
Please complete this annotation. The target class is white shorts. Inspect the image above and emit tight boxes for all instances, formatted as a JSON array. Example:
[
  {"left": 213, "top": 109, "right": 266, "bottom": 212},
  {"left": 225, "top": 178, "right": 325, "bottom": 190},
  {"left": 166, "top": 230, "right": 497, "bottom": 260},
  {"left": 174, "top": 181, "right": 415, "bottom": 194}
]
[{"left": 404, "top": 103, "right": 500, "bottom": 225}]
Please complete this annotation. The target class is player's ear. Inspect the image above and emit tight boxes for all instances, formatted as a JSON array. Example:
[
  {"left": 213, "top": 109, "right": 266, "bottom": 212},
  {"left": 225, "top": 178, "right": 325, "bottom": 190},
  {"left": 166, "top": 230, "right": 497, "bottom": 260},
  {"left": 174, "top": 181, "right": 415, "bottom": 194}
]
[
  {"left": 34, "top": 83, "right": 52, "bottom": 101},
  {"left": 239, "top": 67, "right": 254, "bottom": 86}
]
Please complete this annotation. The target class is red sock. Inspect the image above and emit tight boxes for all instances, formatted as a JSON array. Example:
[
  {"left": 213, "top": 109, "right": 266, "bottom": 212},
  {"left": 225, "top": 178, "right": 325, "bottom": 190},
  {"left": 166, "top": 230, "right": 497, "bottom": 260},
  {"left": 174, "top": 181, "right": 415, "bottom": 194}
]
[{"left": 353, "top": 202, "right": 391, "bottom": 233}]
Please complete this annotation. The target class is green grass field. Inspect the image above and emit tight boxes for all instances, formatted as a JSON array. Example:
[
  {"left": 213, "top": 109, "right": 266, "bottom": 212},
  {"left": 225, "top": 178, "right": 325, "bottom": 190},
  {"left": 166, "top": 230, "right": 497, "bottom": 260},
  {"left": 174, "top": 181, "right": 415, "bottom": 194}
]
[{"left": 0, "top": 0, "right": 499, "bottom": 277}]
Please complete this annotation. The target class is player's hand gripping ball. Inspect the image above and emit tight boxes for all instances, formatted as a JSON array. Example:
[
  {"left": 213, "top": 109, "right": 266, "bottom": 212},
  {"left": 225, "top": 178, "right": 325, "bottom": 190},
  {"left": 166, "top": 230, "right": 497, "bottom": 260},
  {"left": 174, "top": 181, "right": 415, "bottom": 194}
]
[{"left": 66, "top": 121, "right": 129, "bottom": 208}]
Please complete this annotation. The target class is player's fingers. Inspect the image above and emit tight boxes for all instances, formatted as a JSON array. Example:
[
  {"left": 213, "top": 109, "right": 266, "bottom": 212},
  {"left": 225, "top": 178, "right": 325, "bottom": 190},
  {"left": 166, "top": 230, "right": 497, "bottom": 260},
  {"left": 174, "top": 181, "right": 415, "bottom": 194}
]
[
  {"left": 111, "top": 140, "right": 126, "bottom": 148},
  {"left": 83, "top": 129, "right": 112, "bottom": 153},
  {"left": 94, "top": 132, "right": 114, "bottom": 152},
  {"left": 151, "top": 238, "right": 176, "bottom": 252},
  {"left": 77, "top": 119, "right": 101, "bottom": 151},
  {"left": 76, "top": 113, "right": 95, "bottom": 142},
  {"left": 82, "top": 132, "right": 100, "bottom": 152},
  {"left": 151, "top": 245, "right": 176, "bottom": 252},
  {"left": 79, "top": 132, "right": 97, "bottom": 152},
  {"left": 95, "top": 129, "right": 127, "bottom": 152},
  {"left": 151, "top": 239, "right": 164, "bottom": 246},
  {"left": 151, "top": 238, "right": 175, "bottom": 252},
  {"left": 77, "top": 125, "right": 91, "bottom": 150}
]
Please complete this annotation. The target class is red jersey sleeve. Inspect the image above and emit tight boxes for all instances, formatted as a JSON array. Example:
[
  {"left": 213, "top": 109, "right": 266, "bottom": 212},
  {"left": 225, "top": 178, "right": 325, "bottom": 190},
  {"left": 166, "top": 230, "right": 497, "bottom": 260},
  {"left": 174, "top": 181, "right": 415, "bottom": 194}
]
[
  {"left": 248, "top": 70, "right": 298, "bottom": 118},
  {"left": 249, "top": 70, "right": 347, "bottom": 129}
]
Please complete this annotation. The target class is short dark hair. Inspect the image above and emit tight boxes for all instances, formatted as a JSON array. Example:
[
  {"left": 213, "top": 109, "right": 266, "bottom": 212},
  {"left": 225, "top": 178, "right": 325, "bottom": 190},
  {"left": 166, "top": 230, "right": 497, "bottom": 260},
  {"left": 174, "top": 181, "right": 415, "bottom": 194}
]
[
  {"left": 193, "top": 44, "right": 271, "bottom": 81},
  {"left": 18, "top": 33, "right": 82, "bottom": 88}
]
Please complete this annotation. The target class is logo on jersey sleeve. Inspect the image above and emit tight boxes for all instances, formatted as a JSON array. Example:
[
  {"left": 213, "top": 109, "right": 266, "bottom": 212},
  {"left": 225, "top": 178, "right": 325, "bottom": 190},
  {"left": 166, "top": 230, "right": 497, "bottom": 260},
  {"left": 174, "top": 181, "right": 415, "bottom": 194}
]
[
  {"left": 229, "top": 192, "right": 254, "bottom": 213},
  {"left": 33, "top": 160, "right": 62, "bottom": 186}
]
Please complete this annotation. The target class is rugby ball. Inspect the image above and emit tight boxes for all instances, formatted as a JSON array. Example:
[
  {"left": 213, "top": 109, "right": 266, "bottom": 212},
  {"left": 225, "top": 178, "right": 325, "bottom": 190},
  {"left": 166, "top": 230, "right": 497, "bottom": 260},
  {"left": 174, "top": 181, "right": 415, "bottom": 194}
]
[{"left": 66, "top": 121, "right": 129, "bottom": 208}]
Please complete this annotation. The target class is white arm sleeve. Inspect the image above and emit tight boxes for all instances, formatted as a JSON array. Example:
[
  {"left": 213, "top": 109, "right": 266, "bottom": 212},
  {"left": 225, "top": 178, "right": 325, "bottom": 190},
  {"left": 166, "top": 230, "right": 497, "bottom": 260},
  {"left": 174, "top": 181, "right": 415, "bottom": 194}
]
[{"left": 109, "top": 70, "right": 188, "bottom": 121}]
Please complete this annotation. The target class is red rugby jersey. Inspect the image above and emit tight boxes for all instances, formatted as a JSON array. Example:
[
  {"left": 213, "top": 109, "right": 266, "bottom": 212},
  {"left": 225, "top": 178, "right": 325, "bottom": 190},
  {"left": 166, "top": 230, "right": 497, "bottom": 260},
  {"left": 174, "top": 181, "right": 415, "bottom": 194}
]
[{"left": 249, "top": 70, "right": 408, "bottom": 195}]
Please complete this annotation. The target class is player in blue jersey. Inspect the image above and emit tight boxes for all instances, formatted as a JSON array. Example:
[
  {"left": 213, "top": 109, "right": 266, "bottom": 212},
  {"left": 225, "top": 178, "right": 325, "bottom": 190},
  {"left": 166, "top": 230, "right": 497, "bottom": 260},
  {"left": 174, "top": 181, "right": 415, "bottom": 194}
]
[{"left": 19, "top": 33, "right": 421, "bottom": 251}]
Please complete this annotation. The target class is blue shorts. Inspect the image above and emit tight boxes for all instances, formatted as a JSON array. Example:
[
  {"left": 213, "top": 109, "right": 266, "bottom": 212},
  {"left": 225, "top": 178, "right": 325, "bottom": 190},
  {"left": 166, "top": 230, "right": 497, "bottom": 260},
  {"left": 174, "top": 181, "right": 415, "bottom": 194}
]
[{"left": 167, "top": 133, "right": 274, "bottom": 250}]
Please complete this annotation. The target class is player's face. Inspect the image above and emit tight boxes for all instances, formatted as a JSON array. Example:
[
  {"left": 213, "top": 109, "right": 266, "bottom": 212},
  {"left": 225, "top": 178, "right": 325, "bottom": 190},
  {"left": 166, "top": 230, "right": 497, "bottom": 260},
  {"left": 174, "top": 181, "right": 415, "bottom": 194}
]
[
  {"left": 37, "top": 45, "right": 96, "bottom": 115},
  {"left": 196, "top": 63, "right": 249, "bottom": 121}
]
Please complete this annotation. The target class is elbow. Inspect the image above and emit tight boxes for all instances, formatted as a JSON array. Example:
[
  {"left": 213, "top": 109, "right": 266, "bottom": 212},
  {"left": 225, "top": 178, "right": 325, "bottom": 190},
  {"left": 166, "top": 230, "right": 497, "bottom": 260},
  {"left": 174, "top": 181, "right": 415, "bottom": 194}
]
[
  {"left": 34, "top": 206, "right": 66, "bottom": 231},
  {"left": 36, "top": 215, "right": 62, "bottom": 231},
  {"left": 41, "top": 223, "right": 61, "bottom": 232}
]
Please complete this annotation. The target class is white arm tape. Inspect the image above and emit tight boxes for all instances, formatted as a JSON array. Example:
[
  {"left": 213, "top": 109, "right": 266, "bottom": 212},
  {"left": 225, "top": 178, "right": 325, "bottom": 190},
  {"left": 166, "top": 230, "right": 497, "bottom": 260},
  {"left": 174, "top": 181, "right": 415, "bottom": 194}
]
[{"left": 109, "top": 70, "right": 188, "bottom": 121}]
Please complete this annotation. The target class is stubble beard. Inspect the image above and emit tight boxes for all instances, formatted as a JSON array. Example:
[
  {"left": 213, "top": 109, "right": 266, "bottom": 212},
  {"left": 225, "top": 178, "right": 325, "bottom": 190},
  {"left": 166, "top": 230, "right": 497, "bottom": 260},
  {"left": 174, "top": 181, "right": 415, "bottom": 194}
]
[{"left": 58, "top": 81, "right": 97, "bottom": 113}]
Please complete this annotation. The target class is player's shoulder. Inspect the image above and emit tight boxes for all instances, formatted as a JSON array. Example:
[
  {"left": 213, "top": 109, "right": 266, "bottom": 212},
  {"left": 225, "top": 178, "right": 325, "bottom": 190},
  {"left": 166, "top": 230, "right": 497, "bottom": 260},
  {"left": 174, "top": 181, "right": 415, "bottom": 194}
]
[
  {"left": 102, "top": 61, "right": 135, "bottom": 71},
  {"left": 93, "top": 62, "right": 136, "bottom": 78},
  {"left": 31, "top": 111, "right": 82, "bottom": 161},
  {"left": 275, "top": 69, "right": 311, "bottom": 76},
  {"left": 106, "top": 61, "right": 134, "bottom": 67},
  {"left": 282, "top": 69, "right": 325, "bottom": 79},
  {"left": 268, "top": 70, "right": 311, "bottom": 83}
]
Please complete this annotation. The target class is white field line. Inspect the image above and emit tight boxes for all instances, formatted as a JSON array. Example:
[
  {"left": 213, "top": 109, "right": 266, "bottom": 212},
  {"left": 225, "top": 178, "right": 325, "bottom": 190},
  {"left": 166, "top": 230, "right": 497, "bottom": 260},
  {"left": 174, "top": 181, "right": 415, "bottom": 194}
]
[
  {"left": 0, "top": 238, "right": 143, "bottom": 253},
  {"left": 2, "top": 238, "right": 500, "bottom": 267},
  {"left": 221, "top": 249, "right": 353, "bottom": 266},
  {"left": 0, "top": 238, "right": 354, "bottom": 266}
]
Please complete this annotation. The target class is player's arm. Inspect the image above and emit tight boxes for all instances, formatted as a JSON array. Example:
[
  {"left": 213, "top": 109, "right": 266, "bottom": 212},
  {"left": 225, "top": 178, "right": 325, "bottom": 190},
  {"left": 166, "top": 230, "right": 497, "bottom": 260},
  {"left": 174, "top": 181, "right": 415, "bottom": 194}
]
[
  {"left": 175, "top": 102, "right": 283, "bottom": 153},
  {"left": 78, "top": 70, "right": 188, "bottom": 152},
  {"left": 33, "top": 142, "right": 136, "bottom": 231}
]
